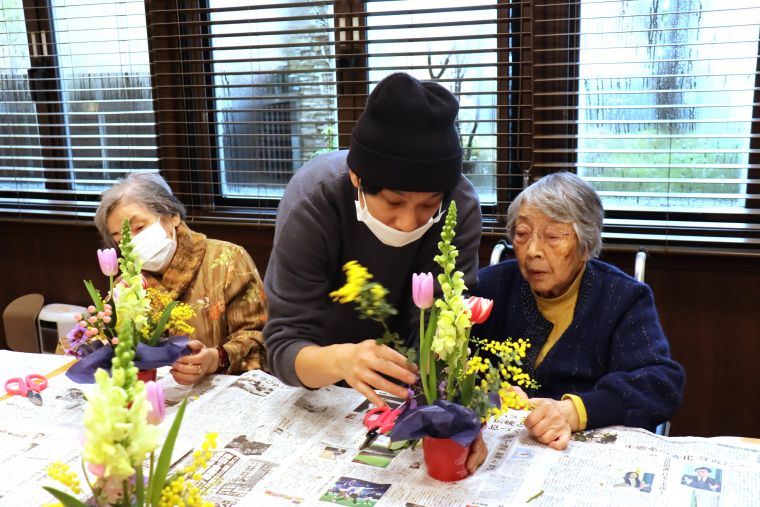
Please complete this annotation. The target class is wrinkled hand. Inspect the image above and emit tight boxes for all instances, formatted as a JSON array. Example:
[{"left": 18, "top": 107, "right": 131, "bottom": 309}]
[
  {"left": 466, "top": 432, "right": 488, "bottom": 474},
  {"left": 510, "top": 385, "right": 528, "bottom": 400},
  {"left": 336, "top": 339, "right": 417, "bottom": 407},
  {"left": 170, "top": 340, "right": 218, "bottom": 385},
  {"left": 523, "top": 398, "right": 579, "bottom": 450}
]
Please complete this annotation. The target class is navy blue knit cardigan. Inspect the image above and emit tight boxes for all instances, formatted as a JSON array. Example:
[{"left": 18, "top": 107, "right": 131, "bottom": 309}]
[{"left": 471, "top": 259, "right": 685, "bottom": 431}]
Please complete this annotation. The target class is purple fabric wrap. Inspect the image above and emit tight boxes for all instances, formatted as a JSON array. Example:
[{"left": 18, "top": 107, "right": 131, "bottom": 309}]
[
  {"left": 389, "top": 400, "right": 481, "bottom": 447},
  {"left": 65, "top": 336, "right": 191, "bottom": 384}
]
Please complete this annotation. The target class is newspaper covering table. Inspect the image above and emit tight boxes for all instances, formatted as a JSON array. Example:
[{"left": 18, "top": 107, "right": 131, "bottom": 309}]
[{"left": 0, "top": 350, "right": 758, "bottom": 507}]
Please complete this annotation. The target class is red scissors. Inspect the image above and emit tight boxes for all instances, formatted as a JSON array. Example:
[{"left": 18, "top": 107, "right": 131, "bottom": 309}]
[
  {"left": 361, "top": 405, "right": 404, "bottom": 449},
  {"left": 360, "top": 391, "right": 416, "bottom": 450},
  {"left": 4, "top": 374, "right": 48, "bottom": 406}
]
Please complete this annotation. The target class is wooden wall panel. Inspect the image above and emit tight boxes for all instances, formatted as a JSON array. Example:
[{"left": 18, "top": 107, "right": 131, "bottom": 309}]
[{"left": 1, "top": 222, "right": 757, "bottom": 438}]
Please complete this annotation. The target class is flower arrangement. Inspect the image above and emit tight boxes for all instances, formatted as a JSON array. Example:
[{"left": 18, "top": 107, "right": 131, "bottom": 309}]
[
  {"left": 415, "top": 200, "right": 537, "bottom": 420},
  {"left": 332, "top": 201, "right": 537, "bottom": 463},
  {"left": 64, "top": 224, "right": 194, "bottom": 384},
  {"left": 64, "top": 248, "right": 195, "bottom": 359},
  {"left": 43, "top": 220, "right": 215, "bottom": 507}
]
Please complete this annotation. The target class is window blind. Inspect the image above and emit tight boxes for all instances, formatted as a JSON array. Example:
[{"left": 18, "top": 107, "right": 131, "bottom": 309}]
[
  {"left": 5, "top": 0, "right": 756, "bottom": 253},
  {"left": 146, "top": 0, "right": 525, "bottom": 230},
  {"left": 146, "top": 0, "right": 339, "bottom": 218},
  {"left": 362, "top": 0, "right": 526, "bottom": 230},
  {"left": 0, "top": 0, "right": 157, "bottom": 221},
  {"left": 531, "top": 0, "right": 760, "bottom": 251}
]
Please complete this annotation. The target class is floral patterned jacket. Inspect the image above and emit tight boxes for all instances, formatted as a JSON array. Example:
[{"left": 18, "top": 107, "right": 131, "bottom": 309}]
[{"left": 143, "top": 222, "right": 267, "bottom": 374}]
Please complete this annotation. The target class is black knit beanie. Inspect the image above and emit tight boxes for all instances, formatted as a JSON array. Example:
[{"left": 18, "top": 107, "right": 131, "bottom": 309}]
[{"left": 347, "top": 73, "right": 462, "bottom": 192}]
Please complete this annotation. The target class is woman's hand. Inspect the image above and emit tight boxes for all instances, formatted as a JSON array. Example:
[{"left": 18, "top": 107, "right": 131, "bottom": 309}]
[
  {"left": 169, "top": 340, "right": 219, "bottom": 385},
  {"left": 334, "top": 339, "right": 418, "bottom": 407},
  {"left": 466, "top": 432, "right": 488, "bottom": 474},
  {"left": 523, "top": 398, "right": 579, "bottom": 450},
  {"left": 294, "top": 340, "right": 417, "bottom": 406}
]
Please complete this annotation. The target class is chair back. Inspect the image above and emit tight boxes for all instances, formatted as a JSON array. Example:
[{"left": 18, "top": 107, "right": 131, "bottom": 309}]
[
  {"left": 634, "top": 248, "right": 648, "bottom": 282},
  {"left": 489, "top": 239, "right": 513, "bottom": 266},
  {"left": 3, "top": 293, "right": 44, "bottom": 353},
  {"left": 634, "top": 249, "right": 671, "bottom": 437}
]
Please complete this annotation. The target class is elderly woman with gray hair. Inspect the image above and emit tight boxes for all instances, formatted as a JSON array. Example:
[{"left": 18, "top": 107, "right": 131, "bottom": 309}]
[
  {"left": 472, "top": 172, "right": 684, "bottom": 449},
  {"left": 94, "top": 172, "right": 267, "bottom": 384}
]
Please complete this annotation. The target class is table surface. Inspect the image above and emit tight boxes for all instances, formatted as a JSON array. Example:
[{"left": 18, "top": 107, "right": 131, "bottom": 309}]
[{"left": 1, "top": 350, "right": 758, "bottom": 507}]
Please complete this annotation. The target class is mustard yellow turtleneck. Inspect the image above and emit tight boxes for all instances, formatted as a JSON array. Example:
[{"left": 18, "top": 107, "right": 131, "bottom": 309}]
[{"left": 533, "top": 263, "right": 588, "bottom": 430}]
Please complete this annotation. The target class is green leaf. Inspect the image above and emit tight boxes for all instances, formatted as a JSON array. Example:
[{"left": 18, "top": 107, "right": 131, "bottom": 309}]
[
  {"left": 459, "top": 371, "right": 477, "bottom": 407},
  {"left": 421, "top": 306, "right": 439, "bottom": 405},
  {"left": 148, "top": 398, "right": 187, "bottom": 507},
  {"left": 83, "top": 280, "right": 104, "bottom": 312},
  {"left": 135, "top": 461, "right": 144, "bottom": 506},
  {"left": 42, "top": 486, "right": 88, "bottom": 507},
  {"left": 148, "top": 300, "right": 177, "bottom": 346}
]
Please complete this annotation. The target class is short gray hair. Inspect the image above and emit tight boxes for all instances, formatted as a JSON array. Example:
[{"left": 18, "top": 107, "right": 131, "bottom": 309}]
[
  {"left": 94, "top": 172, "right": 186, "bottom": 248},
  {"left": 506, "top": 172, "right": 604, "bottom": 258}
]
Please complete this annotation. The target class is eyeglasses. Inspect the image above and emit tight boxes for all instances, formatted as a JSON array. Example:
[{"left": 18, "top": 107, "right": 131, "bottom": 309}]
[{"left": 513, "top": 225, "right": 573, "bottom": 248}]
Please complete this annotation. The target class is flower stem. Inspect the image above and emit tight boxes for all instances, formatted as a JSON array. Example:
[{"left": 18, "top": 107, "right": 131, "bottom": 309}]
[
  {"left": 420, "top": 305, "right": 439, "bottom": 405},
  {"left": 419, "top": 308, "right": 431, "bottom": 404},
  {"left": 80, "top": 458, "right": 95, "bottom": 497},
  {"left": 121, "top": 479, "right": 129, "bottom": 507},
  {"left": 136, "top": 463, "right": 145, "bottom": 506}
]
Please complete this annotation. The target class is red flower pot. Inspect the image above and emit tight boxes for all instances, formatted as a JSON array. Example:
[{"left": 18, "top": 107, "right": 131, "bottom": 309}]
[
  {"left": 422, "top": 436, "right": 471, "bottom": 482},
  {"left": 136, "top": 369, "right": 157, "bottom": 383}
]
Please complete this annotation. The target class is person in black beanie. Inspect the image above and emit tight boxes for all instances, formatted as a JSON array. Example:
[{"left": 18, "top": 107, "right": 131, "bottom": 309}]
[{"left": 263, "top": 73, "right": 484, "bottom": 470}]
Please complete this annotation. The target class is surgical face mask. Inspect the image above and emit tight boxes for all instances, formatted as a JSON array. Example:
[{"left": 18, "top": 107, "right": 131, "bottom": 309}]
[
  {"left": 132, "top": 218, "right": 177, "bottom": 272},
  {"left": 355, "top": 190, "right": 444, "bottom": 247}
]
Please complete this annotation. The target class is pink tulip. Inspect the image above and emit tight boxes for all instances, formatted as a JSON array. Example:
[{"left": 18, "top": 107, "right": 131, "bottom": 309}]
[
  {"left": 87, "top": 462, "right": 105, "bottom": 477},
  {"left": 111, "top": 284, "right": 121, "bottom": 303},
  {"left": 111, "top": 279, "right": 131, "bottom": 304},
  {"left": 145, "top": 381, "right": 165, "bottom": 425},
  {"left": 97, "top": 248, "right": 119, "bottom": 277},
  {"left": 412, "top": 272, "right": 435, "bottom": 309},
  {"left": 466, "top": 296, "right": 494, "bottom": 324}
]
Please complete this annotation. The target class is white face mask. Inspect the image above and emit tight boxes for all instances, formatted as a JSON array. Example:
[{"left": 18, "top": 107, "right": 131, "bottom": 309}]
[
  {"left": 355, "top": 190, "right": 444, "bottom": 247},
  {"left": 132, "top": 218, "right": 177, "bottom": 273}
]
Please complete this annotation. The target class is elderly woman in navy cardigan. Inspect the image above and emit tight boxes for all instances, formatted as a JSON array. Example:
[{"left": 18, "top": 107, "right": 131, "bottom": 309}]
[{"left": 472, "top": 172, "right": 684, "bottom": 450}]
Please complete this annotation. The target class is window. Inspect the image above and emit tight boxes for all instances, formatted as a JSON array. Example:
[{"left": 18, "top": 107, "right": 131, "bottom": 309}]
[
  {"left": 1, "top": 0, "right": 45, "bottom": 196},
  {"left": 365, "top": 0, "right": 499, "bottom": 204},
  {"left": 51, "top": 0, "right": 157, "bottom": 192},
  {"left": 4, "top": 1, "right": 757, "bottom": 252},
  {"left": 149, "top": 0, "right": 520, "bottom": 226},
  {"left": 206, "top": 0, "right": 337, "bottom": 200},
  {"left": 532, "top": 1, "right": 760, "bottom": 249},
  {"left": 0, "top": 0, "right": 156, "bottom": 219}
]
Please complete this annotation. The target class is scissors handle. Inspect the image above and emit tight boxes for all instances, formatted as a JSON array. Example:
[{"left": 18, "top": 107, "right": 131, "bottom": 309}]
[
  {"left": 363, "top": 406, "right": 389, "bottom": 426},
  {"left": 364, "top": 406, "right": 401, "bottom": 434},
  {"left": 4, "top": 377, "right": 28, "bottom": 397},
  {"left": 25, "top": 374, "right": 48, "bottom": 393}
]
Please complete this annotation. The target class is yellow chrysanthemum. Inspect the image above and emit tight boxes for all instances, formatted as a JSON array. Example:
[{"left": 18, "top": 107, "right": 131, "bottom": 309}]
[{"left": 329, "top": 260, "right": 372, "bottom": 303}]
